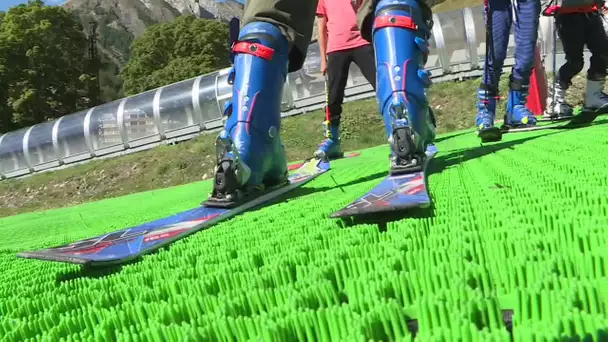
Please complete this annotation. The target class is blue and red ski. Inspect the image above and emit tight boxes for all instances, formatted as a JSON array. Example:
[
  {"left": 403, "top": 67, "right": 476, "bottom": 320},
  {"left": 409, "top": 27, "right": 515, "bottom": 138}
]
[
  {"left": 17, "top": 159, "right": 330, "bottom": 266},
  {"left": 330, "top": 144, "right": 438, "bottom": 218}
]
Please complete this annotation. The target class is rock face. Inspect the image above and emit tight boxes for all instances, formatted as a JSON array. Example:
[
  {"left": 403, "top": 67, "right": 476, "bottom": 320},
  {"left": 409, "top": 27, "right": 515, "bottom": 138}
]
[
  {"left": 62, "top": 0, "right": 244, "bottom": 67},
  {"left": 61, "top": 0, "right": 445, "bottom": 96}
]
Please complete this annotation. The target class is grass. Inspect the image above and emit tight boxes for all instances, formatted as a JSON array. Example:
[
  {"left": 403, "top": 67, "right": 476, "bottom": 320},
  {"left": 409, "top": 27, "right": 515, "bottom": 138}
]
[
  {"left": 0, "top": 74, "right": 597, "bottom": 218},
  {"left": 1, "top": 115, "right": 608, "bottom": 339}
]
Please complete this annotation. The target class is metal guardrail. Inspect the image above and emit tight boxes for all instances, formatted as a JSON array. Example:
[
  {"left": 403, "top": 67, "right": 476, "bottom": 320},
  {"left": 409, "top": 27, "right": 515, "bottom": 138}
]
[{"left": 0, "top": 5, "right": 581, "bottom": 180}]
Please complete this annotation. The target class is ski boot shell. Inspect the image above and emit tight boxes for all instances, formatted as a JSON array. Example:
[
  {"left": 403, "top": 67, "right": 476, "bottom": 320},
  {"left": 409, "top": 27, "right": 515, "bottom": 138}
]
[
  {"left": 475, "top": 83, "right": 502, "bottom": 142},
  {"left": 373, "top": 0, "right": 436, "bottom": 175},
  {"left": 504, "top": 76, "right": 537, "bottom": 128},
  {"left": 208, "top": 21, "right": 290, "bottom": 206},
  {"left": 314, "top": 119, "right": 344, "bottom": 160},
  {"left": 584, "top": 76, "right": 608, "bottom": 114},
  {"left": 545, "top": 81, "right": 574, "bottom": 119}
]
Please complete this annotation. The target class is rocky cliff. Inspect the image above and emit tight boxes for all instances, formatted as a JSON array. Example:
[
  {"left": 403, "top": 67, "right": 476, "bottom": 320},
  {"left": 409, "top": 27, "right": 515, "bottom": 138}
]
[
  {"left": 61, "top": 0, "right": 444, "bottom": 100},
  {"left": 63, "top": 0, "right": 244, "bottom": 66}
]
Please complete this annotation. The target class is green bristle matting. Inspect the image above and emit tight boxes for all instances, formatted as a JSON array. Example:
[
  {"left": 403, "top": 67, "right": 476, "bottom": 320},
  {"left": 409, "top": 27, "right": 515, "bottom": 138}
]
[{"left": 1, "top": 121, "right": 608, "bottom": 341}]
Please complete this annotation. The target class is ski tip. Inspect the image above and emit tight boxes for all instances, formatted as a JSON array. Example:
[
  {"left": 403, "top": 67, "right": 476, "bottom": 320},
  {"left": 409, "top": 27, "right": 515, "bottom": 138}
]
[
  {"left": 329, "top": 201, "right": 432, "bottom": 220},
  {"left": 300, "top": 157, "right": 330, "bottom": 172},
  {"left": 537, "top": 114, "right": 573, "bottom": 123},
  {"left": 16, "top": 251, "right": 91, "bottom": 265},
  {"left": 16, "top": 251, "right": 30, "bottom": 259},
  {"left": 288, "top": 155, "right": 336, "bottom": 172},
  {"left": 16, "top": 251, "right": 48, "bottom": 260},
  {"left": 566, "top": 111, "right": 600, "bottom": 126},
  {"left": 329, "top": 210, "right": 350, "bottom": 219}
]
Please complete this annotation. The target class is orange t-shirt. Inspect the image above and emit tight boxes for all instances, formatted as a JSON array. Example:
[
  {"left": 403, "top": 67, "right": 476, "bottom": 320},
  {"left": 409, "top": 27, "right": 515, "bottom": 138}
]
[{"left": 316, "top": 0, "right": 370, "bottom": 54}]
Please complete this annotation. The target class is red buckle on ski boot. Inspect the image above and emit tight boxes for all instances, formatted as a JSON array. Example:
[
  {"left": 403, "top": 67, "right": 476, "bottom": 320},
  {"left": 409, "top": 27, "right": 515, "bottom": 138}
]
[
  {"left": 374, "top": 15, "right": 418, "bottom": 30},
  {"left": 233, "top": 42, "right": 274, "bottom": 60}
]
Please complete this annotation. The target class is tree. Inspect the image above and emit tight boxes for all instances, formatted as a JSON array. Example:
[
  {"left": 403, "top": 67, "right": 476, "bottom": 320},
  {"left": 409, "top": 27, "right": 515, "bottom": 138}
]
[
  {"left": 121, "top": 15, "right": 230, "bottom": 96},
  {"left": 0, "top": 37, "right": 12, "bottom": 133},
  {"left": 0, "top": 0, "right": 94, "bottom": 133}
]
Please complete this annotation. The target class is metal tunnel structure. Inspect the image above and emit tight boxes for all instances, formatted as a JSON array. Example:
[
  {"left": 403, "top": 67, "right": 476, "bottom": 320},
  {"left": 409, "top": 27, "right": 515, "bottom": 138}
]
[{"left": 0, "top": 5, "right": 591, "bottom": 179}]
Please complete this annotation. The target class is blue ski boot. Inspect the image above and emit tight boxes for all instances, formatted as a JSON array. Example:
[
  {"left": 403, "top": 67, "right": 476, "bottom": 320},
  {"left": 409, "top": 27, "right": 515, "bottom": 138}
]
[
  {"left": 476, "top": 84, "right": 502, "bottom": 142},
  {"left": 504, "top": 76, "right": 537, "bottom": 128},
  {"left": 373, "top": 0, "right": 436, "bottom": 175},
  {"left": 314, "top": 119, "right": 344, "bottom": 160},
  {"left": 206, "top": 21, "right": 290, "bottom": 207}
]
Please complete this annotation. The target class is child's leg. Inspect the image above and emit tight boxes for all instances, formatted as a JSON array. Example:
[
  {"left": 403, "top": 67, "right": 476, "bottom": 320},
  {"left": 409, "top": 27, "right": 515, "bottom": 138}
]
[
  {"left": 556, "top": 13, "right": 586, "bottom": 88},
  {"left": 549, "top": 13, "right": 586, "bottom": 116},
  {"left": 504, "top": 0, "right": 541, "bottom": 127},
  {"left": 583, "top": 11, "right": 608, "bottom": 111},
  {"left": 476, "top": 0, "right": 513, "bottom": 132},
  {"left": 314, "top": 50, "right": 352, "bottom": 160},
  {"left": 352, "top": 44, "right": 377, "bottom": 91}
]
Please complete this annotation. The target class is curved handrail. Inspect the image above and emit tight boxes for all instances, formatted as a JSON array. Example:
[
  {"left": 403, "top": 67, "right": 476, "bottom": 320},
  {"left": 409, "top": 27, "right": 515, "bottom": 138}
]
[{"left": 0, "top": 6, "right": 565, "bottom": 179}]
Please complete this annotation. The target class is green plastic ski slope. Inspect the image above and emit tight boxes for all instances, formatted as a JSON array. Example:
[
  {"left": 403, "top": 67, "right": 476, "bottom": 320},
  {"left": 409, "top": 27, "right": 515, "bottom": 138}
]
[{"left": 1, "top": 117, "right": 608, "bottom": 341}]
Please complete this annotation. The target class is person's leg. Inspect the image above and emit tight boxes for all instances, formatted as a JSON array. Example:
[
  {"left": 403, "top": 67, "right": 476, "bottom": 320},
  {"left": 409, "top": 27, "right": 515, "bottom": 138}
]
[
  {"left": 314, "top": 50, "right": 352, "bottom": 160},
  {"left": 476, "top": 0, "right": 513, "bottom": 132},
  {"left": 369, "top": 0, "right": 436, "bottom": 174},
  {"left": 556, "top": 14, "right": 585, "bottom": 86},
  {"left": 583, "top": 11, "right": 608, "bottom": 112},
  {"left": 242, "top": 0, "right": 318, "bottom": 73},
  {"left": 356, "top": 0, "right": 438, "bottom": 134},
  {"left": 209, "top": 0, "right": 318, "bottom": 205},
  {"left": 504, "top": 0, "right": 541, "bottom": 127},
  {"left": 352, "top": 44, "right": 377, "bottom": 90},
  {"left": 549, "top": 13, "right": 586, "bottom": 117}
]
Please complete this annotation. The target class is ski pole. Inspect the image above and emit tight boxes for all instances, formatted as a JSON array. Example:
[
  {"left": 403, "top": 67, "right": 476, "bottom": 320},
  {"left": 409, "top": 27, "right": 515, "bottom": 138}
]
[
  {"left": 542, "top": 1, "right": 559, "bottom": 117},
  {"left": 483, "top": 0, "right": 498, "bottom": 102},
  {"left": 324, "top": 74, "right": 330, "bottom": 124},
  {"left": 551, "top": 16, "right": 557, "bottom": 117}
]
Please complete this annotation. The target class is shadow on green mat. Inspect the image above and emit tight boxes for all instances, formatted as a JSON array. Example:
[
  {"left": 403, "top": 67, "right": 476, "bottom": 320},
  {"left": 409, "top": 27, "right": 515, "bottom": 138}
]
[
  {"left": 429, "top": 130, "right": 562, "bottom": 175},
  {"left": 56, "top": 263, "right": 125, "bottom": 283},
  {"left": 433, "top": 129, "right": 473, "bottom": 144}
]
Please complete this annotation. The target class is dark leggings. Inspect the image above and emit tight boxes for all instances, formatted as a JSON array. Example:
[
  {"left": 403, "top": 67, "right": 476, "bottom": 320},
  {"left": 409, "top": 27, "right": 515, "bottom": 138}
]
[
  {"left": 325, "top": 44, "right": 377, "bottom": 122},
  {"left": 556, "top": 12, "right": 608, "bottom": 87}
]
